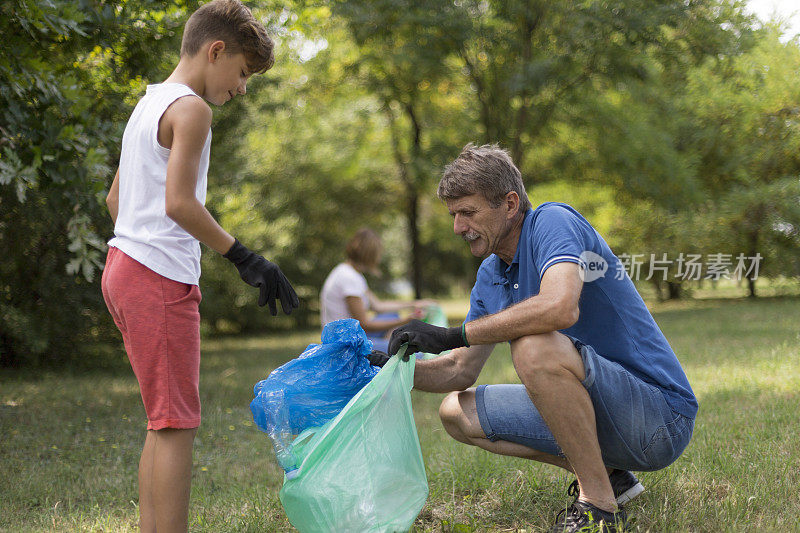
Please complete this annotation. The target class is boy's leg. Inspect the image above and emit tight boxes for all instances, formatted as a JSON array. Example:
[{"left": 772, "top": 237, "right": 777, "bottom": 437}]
[
  {"left": 151, "top": 427, "right": 198, "bottom": 533},
  {"left": 102, "top": 248, "right": 202, "bottom": 531},
  {"left": 138, "top": 431, "right": 157, "bottom": 532}
]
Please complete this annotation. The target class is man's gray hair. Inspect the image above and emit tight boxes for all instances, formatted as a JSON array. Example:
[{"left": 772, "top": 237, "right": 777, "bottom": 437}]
[{"left": 438, "top": 143, "right": 531, "bottom": 212}]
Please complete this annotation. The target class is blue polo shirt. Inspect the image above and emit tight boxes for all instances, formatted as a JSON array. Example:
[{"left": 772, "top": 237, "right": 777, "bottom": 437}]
[{"left": 465, "top": 203, "right": 698, "bottom": 419}]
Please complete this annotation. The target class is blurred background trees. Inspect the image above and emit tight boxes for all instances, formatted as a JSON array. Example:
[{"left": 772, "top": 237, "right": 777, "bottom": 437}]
[
  {"left": 0, "top": 0, "right": 201, "bottom": 365},
  {"left": 2, "top": 0, "right": 800, "bottom": 366}
]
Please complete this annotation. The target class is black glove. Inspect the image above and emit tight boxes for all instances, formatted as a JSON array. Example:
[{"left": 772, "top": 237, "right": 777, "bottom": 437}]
[
  {"left": 366, "top": 350, "right": 391, "bottom": 367},
  {"left": 223, "top": 239, "right": 300, "bottom": 316},
  {"left": 388, "top": 320, "right": 469, "bottom": 360}
]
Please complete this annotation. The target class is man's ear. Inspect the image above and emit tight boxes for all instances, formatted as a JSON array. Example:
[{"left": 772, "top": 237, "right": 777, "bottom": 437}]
[
  {"left": 505, "top": 191, "right": 520, "bottom": 219},
  {"left": 207, "top": 40, "right": 226, "bottom": 62}
]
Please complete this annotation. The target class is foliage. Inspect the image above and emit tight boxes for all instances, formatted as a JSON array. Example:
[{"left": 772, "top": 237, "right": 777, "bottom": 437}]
[
  {"left": 323, "top": 0, "right": 764, "bottom": 299},
  {"left": 0, "top": 0, "right": 198, "bottom": 365},
  {"left": 682, "top": 29, "right": 800, "bottom": 291},
  {"left": 609, "top": 27, "right": 800, "bottom": 297},
  {"left": 327, "top": 0, "right": 473, "bottom": 296},
  {"left": 3, "top": 0, "right": 800, "bottom": 364},
  {"left": 199, "top": 17, "right": 399, "bottom": 332}
]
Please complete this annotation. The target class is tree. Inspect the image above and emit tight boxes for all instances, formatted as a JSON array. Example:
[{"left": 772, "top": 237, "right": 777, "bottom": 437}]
[
  {"left": 198, "top": 14, "right": 402, "bottom": 331},
  {"left": 0, "top": 0, "right": 199, "bottom": 365},
  {"left": 327, "top": 0, "right": 755, "bottom": 298},
  {"left": 573, "top": 25, "right": 800, "bottom": 299},
  {"left": 445, "top": 0, "right": 746, "bottom": 177},
  {"left": 679, "top": 28, "right": 800, "bottom": 296},
  {"left": 331, "top": 0, "right": 475, "bottom": 297}
]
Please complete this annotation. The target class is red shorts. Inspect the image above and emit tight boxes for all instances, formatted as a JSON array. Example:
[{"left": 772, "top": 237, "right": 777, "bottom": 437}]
[{"left": 101, "top": 246, "right": 202, "bottom": 430}]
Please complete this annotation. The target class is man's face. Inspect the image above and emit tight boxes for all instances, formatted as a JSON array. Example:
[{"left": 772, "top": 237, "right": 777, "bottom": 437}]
[{"left": 446, "top": 194, "right": 510, "bottom": 258}]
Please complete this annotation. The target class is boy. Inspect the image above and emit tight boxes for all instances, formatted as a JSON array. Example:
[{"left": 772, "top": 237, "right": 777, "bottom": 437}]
[{"left": 101, "top": 1, "right": 298, "bottom": 531}]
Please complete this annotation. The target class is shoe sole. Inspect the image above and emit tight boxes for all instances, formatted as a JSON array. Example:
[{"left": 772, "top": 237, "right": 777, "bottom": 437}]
[{"left": 616, "top": 481, "right": 645, "bottom": 506}]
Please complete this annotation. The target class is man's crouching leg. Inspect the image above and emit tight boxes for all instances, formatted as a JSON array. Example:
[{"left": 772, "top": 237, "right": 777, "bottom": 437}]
[
  {"left": 438, "top": 388, "right": 572, "bottom": 470},
  {"left": 510, "top": 332, "right": 617, "bottom": 512}
]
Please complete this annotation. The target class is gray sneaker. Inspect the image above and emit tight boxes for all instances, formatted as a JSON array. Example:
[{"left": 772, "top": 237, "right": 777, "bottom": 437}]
[
  {"left": 567, "top": 469, "right": 645, "bottom": 507},
  {"left": 550, "top": 500, "right": 628, "bottom": 533}
]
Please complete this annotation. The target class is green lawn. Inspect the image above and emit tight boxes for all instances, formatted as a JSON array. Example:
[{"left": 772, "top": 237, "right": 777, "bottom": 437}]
[{"left": 2, "top": 296, "right": 799, "bottom": 531}]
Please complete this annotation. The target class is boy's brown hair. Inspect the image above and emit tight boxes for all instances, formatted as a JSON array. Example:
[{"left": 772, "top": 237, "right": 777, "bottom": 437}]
[{"left": 181, "top": 0, "right": 275, "bottom": 74}]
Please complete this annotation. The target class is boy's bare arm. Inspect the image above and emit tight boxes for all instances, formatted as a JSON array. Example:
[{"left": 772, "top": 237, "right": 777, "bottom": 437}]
[
  {"left": 106, "top": 168, "right": 120, "bottom": 225},
  {"left": 163, "top": 96, "right": 235, "bottom": 255},
  {"left": 161, "top": 95, "right": 298, "bottom": 314}
]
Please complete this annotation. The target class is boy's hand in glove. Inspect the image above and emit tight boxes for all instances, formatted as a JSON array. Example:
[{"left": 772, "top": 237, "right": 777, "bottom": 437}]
[
  {"left": 388, "top": 320, "right": 469, "bottom": 360},
  {"left": 223, "top": 239, "right": 300, "bottom": 316}
]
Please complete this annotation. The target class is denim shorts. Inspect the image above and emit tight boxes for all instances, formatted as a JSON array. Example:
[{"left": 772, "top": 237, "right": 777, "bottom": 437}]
[{"left": 475, "top": 337, "right": 695, "bottom": 471}]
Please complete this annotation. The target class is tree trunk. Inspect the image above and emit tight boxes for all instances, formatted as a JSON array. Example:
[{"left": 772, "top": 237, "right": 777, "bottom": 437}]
[
  {"left": 510, "top": 7, "right": 541, "bottom": 167},
  {"left": 0, "top": 332, "right": 18, "bottom": 368},
  {"left": 405, "top": 103, "right": 424, "bottom": 298},
  {"left": 747, "top": 218, "right": 760, "bottom": 298},
  {"left": 384, "top": 102, "right": 424, "bottom": 298},
  {"left": 666, "top": 281, "right": 682, "bottom": 300},
  {"left": 650, "top": 278, "right": 665, "bottom": 301},
  {"left": 406, "top": 187, "right": 422, "bottom": 298}
]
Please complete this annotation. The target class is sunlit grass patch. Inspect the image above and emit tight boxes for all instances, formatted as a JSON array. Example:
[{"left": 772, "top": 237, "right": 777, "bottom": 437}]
[{"left": 1, "top": 296, "right": 799, "bottom": 531}]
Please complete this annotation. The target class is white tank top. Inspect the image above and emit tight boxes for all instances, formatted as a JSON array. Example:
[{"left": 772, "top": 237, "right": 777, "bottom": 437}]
[{"left": 109, "top": 83, "right": 211, "bottom": 285}]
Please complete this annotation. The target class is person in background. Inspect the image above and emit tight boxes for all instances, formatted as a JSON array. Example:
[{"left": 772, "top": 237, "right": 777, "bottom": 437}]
[{"left": 320, "top": 228, "right": 434, "bottom": 351}]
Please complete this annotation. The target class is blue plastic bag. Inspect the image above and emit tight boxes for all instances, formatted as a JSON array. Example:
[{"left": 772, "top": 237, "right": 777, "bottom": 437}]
[{"left": 250, "top": 319, "right": 379, "bottom": 474}]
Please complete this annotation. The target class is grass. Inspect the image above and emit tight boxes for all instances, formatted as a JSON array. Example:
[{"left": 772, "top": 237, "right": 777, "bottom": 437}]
[{"left": 2, "top": 295, "right": 799, "bottom": 531}]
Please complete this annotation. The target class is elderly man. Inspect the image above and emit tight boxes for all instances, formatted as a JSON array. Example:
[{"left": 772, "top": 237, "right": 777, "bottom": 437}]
[{"left": 387, "top": 144, "right": 697, "bottom": 532}]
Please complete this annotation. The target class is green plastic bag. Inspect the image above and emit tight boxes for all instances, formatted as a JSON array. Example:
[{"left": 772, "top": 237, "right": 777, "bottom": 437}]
[
  {"left": 419, "top": 304, "right": 450, "bottom": 360},
  {"left": 279, "top": 347, "right": 428, "bottom": 532},
  {"left": 422, "top": 304, "right": 448, "bottom": 329}
]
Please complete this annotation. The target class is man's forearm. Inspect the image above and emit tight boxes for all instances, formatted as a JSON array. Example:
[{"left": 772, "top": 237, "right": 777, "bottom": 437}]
[
  {"left": 463, "top": 262, "right": 583, "bottom": 346},
  {"left": 465, "top": 294, "right": 578, "bottom": 346},
  {"left": 165, "top": 198, "right": 235, "bottom": 255},
  {"left": 412, "top": 343, "right": 500, "bottom": 393},
  {"left": 413, "top": 352, "right": 473, "bottom": 393}
]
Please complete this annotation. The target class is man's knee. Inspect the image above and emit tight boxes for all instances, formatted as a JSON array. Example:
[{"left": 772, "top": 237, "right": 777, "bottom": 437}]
[
  {"left": 510, "top": 332, "right": 584, "bottom": 382},
  {"left": 439, "top": 390, "right": 481, "bottom": 445}
]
